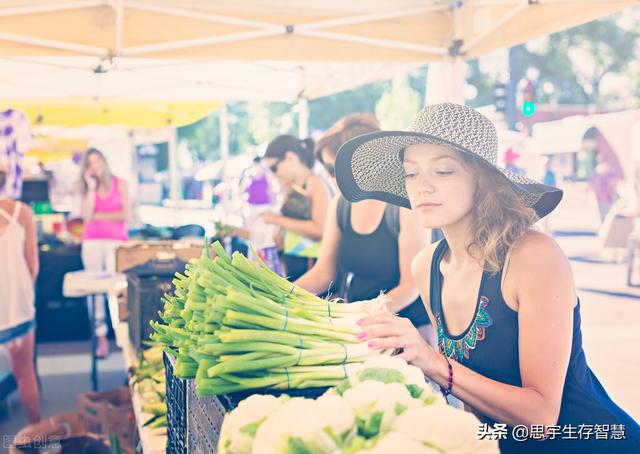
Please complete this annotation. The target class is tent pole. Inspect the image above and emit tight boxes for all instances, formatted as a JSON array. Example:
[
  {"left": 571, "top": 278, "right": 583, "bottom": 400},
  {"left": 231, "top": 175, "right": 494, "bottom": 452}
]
[
  {"left": 424, "top": 0, "right": 466, "bottom": 105},
  {"left": 424, "top": 58, "right": 465, "bottom": 105},
  {"left": 168, "top": 126, "right": 180, "bottom": 200},
  {"left": 298, "top": 97, "right": 309, "bottom": 139},
  {"left": 219, "top": 103, "right": 230, "bottom": 211}
]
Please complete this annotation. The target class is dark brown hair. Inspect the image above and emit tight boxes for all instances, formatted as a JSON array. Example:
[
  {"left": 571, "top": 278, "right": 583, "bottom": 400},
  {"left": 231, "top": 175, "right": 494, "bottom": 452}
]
[{"left": 265, "top": 135, "right": 315, "bottom": 169}]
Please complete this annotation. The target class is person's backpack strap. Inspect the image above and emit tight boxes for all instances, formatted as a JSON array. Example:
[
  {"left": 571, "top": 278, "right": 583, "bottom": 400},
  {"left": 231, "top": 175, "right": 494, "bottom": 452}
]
[
  {"left": 384, "top": 203, "right": 400, "bottom": 237},
  {"left": 336, "top": 196, "right": 350, "bottom": 232}
]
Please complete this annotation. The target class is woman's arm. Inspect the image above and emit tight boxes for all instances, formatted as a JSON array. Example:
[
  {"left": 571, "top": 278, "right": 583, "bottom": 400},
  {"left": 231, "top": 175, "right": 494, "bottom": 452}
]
[
  {"left": 385, "top": 209, "right": 430, "bottom": 313},
  {"left": 92, "top": 180, "right": 131, "bottom": 222},
  {"left": 263, "top": 176, "right": 331, "bottom": 240},
  {"left": 294, "top": 196, "right": 341, "bottom": 294},
  {"left": 81, "top": 191, "right": 96, "bottom": 224},
  {"left": 362, "top": 233, "right": 576, "bottom": 428},
  {"left": 21, "top": 204, "right": 39, "bottom": 282}
]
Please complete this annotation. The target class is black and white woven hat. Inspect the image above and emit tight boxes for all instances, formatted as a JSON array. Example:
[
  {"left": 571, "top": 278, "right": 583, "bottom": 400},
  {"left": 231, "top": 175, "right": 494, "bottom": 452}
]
[{"left": 335, "top": 103, "right": 563, "bottom": 219}]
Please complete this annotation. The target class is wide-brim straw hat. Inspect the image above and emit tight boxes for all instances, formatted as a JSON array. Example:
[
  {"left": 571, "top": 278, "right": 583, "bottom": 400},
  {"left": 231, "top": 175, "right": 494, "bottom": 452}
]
[{"left": 335, "top": 103, "right": 562, "bottom": 219}]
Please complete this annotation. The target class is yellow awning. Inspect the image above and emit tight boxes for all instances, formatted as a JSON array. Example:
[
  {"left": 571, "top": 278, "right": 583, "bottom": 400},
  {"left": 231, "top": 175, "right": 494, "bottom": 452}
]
[
  {"left": 0, "top": 99, "right": 220, "bottom": 128},
  {"left": 27, "top": 137, "right": 88, "bottom": 162}
]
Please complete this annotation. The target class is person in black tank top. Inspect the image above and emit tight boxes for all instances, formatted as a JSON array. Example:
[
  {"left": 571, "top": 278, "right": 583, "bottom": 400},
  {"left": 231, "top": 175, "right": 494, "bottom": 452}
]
[
  {"left": 261, "top": 134, "right": 332, "bottom": 281},
  {"left": 335, "top": 104, "right": 640, "bottom": 453},
  {"left": 294, "top": 114, "right": 433, "bottom": 334}
]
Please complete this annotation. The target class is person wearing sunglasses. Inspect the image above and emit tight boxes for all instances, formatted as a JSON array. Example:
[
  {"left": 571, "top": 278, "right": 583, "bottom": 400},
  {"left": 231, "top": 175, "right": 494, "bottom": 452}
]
[
  {"left": 261, "top": 135, "right": 332, "bottom": 281},
  {"left": 294, "top": 113, "right": 434, "bottom": 340}
]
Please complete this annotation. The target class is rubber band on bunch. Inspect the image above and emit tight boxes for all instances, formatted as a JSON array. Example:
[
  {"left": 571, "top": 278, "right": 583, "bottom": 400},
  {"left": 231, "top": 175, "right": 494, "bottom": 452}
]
[
  {"left": 281, "top": 292, "right": 289, "bottom": 331},
  {"left": 285, "top": 367, "right": 291, "bottom": 389},
  {"left": 295, "top": 335, "right": 303, "bottom": 366},
  {"left": 327, "top": 302, "right": 332, "bottom": 321},
  {"left": 341, "top": 343, "right": 348, "bottom": 365}
]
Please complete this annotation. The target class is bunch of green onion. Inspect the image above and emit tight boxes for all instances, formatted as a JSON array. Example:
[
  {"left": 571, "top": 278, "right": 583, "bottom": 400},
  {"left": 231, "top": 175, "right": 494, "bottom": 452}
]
[{"left": 151, "top": 241, "right": 388, "bottom": 396}]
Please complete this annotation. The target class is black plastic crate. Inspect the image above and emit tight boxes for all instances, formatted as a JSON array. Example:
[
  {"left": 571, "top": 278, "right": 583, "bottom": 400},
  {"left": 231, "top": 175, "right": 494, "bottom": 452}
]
[
  {"left": 164, "top": 353, "right": 187, "bottom": 454},
  {"left": 187, "top": 379, "right": 226, "bottom": 454},
  {"left": 128, "top": 275, "right": 173, "bottom": 350},
  {"left": 186, "top": 383, "right": 330, "bottom": 453},
  {"left": 127, "top": 258, "right": 186, "bottom": 350}
]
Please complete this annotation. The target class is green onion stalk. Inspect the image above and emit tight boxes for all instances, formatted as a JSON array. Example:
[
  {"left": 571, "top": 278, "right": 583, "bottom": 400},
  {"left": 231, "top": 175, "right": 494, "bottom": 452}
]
[{"left": 150, "top": 240, "right": 389, "bottom": 395}]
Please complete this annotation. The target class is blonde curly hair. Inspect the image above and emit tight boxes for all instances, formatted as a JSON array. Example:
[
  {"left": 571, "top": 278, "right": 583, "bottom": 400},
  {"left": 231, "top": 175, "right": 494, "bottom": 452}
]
[{"left": 459, "top": 152, "right": 539, "bottom": 273}]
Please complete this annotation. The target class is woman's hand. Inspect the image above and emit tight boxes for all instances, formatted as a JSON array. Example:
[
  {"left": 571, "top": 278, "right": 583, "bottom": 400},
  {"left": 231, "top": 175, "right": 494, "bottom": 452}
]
[
  {"left": 358, "top": 313, "right": 441, "bottom": 376},
  {"left": 84, "top": 171, "right": 97, "bottom": 192},
  {"left": 261, "top": 211, "right": 280, "bottom": 225}
]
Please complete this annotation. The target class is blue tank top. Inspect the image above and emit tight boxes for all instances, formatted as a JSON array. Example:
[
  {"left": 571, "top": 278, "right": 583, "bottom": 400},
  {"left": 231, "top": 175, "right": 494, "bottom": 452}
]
[{"left": 429, "top": 240, "right": 640, "bottom": 453}]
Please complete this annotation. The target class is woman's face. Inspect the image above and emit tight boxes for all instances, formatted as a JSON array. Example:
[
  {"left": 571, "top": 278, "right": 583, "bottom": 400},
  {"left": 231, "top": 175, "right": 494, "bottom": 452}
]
[
  {"left": 87, "top": 153, "right": 106, "bottom": 178},
  {"left": 320, "top": 147, "right": 336, "bottom": 183},
  {"left": 403, "top": 143, "right": 476, "bottom": 229},
  {"left": 265, "top": 152, "right": 300, "bottom": 186}
]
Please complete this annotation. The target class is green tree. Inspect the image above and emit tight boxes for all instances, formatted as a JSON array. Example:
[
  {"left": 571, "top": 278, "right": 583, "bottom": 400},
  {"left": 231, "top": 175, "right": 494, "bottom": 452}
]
[
  {"left": 513, "top": 14, "right": 637, "bottom": 105},
  {"left": 466, "top": 59, "right": 496, "bottom": 108},
  {"left": 309, "top": 82, "right": 384, "bottom": 132},
  {"left": 227, "top": 102, "right": 258, "bottom": 155},
  {"left": 248, "top": 101, "right": 297, "bottom": 145},
  {"left": 177, "top": 113, "right": 220, "bottom": 162},
  {"left": 375, "top": 75, "right": 421, "bottom": 130}
]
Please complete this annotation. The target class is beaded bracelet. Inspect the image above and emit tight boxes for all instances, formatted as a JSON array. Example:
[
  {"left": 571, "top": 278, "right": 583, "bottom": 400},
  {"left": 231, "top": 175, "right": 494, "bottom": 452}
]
[{"left": 440, "top": 355, "right": 454, "bottom": 398}]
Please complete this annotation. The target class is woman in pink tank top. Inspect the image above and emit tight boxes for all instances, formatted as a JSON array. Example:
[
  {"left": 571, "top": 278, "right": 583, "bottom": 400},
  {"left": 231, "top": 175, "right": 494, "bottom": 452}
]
[{"left": 79, "top": 148, "right": 130, "bottom": 358}]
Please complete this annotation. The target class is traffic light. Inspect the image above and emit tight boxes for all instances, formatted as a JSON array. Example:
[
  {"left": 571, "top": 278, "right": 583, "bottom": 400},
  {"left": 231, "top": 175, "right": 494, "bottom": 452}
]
[
  {"left": 521, "top": 80, "right": 536, "bottom": 117},
  {"left": 493, "top": 82, "right": 507, "bottom": 113}
]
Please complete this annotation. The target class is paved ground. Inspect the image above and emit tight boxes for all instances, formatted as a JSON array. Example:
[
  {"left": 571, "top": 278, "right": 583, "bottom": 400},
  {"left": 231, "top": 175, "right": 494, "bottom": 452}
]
[{"left": 0, "top": 340, "right": 125, "bottom": 452}]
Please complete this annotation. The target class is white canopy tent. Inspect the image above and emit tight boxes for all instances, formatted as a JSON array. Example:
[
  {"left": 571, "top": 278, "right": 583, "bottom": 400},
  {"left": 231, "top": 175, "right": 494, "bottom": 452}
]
[
  {"left": 0, "top": 0, "right": 634, "bottom": 104},
  {"left": 0, "top": 0, "right": 634, "bottom": 203}
]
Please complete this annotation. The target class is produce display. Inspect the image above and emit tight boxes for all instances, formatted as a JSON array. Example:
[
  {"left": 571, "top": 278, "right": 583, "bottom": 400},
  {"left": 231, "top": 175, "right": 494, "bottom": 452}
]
[
  {"left": 218, "top": 356, "right": 499, "bottom": 454},
  {"left": 130, "top": 346, "right": 167, "bottom": 430},
  {"left": 151, "top": 241, "right": 390, "bottom": 396}
]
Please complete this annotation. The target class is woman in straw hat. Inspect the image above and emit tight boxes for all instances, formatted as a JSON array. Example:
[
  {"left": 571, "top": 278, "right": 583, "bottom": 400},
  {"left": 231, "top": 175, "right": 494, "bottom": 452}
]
[{"left": 337, "top": 103, "right": 640, "bottom": 451}]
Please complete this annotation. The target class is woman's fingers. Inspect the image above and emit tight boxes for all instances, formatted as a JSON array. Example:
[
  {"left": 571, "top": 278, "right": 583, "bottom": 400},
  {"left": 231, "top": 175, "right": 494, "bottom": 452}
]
[
  {"left": 357, "top": 312, "right": 397, "bottom": 326},
  {"left": 358, "top": 323, "right": 407, "bottom": 341},
  {"left": 367, "top": 336, "right": 406, "bottom": 350}
]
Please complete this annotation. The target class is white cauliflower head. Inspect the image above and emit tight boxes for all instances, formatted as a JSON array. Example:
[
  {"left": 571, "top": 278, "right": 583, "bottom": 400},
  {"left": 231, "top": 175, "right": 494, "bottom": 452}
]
[
  {"left": 252, "top": 395, "right": 356, "bottom": 454},
  {"left": 392, "top": 406, "right": 500, "bottom": 454},
  {"left": 342, "top": 381, "right": 420, "bottom": 437},
  {"left": 339, "top": 356, "right": 443, "bottom": 405},
  {"left": 218, "top": 394, "right": 286, "bottom": 454}
]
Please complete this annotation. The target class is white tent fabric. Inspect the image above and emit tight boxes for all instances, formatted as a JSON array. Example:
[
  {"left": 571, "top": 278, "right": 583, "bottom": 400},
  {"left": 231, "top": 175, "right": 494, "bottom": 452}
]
[
  {"left": 0, "top": 0, "right": 634, "bottom": 102},
  {"left": 0, "top": 56, "right": 421, "bottom": 101}
]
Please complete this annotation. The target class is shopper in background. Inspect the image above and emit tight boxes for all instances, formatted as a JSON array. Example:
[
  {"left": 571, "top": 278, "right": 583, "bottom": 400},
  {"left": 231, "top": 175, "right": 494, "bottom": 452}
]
[
  {"left": 79, "top": 148, "right": 130, "bottom": 359},
  {"left": 294, "top": 113, "right": 433, "bottom": 339},
  {"left": 241, "top": 156, "right": 276, "bottom": 223},
  {"left": 589, "top": 152, "right": 619, "bottom": 223},
  {"left": 261, "top": 135, "right": 332, "bottom": 281},
  {"left": 0, "top": 160, "right": 41, "bottom": 423}
]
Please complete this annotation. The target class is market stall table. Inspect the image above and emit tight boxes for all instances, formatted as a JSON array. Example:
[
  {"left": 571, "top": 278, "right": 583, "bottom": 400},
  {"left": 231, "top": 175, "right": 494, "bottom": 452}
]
[
  {"left": 62, "top": 270, "right": 126, "bottom": 391},
  {"left": 36, "top": 243, "right": 88, "bottom": 342}
]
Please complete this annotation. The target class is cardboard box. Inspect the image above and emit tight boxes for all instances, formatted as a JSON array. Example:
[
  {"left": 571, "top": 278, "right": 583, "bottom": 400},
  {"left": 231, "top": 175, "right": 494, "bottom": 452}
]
[
  {"left": 116, "top": 240, "right": 204, "bottom": 273},
  {"left": 10, "top": 413, "right": 111, "bottom": 454},
  {"left": 118, "top": 288, "right": 128, "bottom": 322},
  {"left": 76, "top": 387, "right": 135, "bottom": 453}
]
